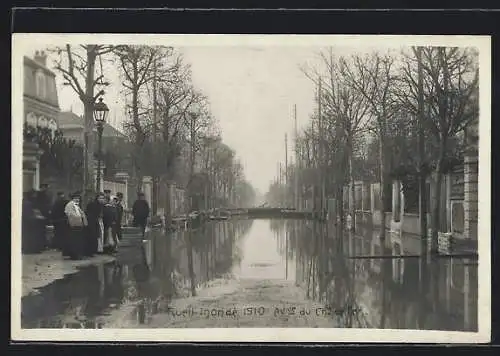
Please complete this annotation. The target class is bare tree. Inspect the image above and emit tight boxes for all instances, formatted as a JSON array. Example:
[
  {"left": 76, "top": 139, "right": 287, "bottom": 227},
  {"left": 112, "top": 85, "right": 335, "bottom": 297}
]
[
  {"left": 341, "top": 51, "right": 398, "bottom": 242},
  {"left": 114, "top": 45, "right": 181, "bottom": 192},
  {"left": 404, "top": 47, "right": 478, "bottom": 254},
  {"left": 50, "top": 44, "right": 114, "bottom": 200},
  {"left": 323, "top": 50, "right": 371, "bottom": 231}
]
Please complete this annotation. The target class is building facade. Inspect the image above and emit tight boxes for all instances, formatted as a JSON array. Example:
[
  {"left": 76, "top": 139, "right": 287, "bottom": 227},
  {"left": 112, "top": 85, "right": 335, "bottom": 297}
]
[{"left": 23, "top": 51, "right": 60, "bottom": 192}]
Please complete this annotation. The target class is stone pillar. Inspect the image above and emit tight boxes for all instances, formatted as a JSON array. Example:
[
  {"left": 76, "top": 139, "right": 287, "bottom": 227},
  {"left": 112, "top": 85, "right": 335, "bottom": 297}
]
[
  {"left": 464, "top": 155, "right": 478, "bottom": 240},
  {"left": 34, "top": 161, "right": 40, "bottom": 191},
  {"left": 114, "top": 172, "right": 129, "bottom": 209},
  {"left": 362, "top": 182, "right": 370, "bottom": 211},
  {"left": 392, "top": 180, "right": 401, "bottom": 222},
  {"left": 142, "top": 176, "right": 153, "bottom": 208},
  {"left": 370, "top": 184, "right": 377, "bottom": 212}
]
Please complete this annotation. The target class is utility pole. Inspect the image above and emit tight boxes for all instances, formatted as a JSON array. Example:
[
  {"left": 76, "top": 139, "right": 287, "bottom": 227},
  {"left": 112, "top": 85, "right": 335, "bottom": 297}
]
[
  {"left": 294, "top": 104, "right": 299, "bottom": 210},
  {"left": 188, "top": 112, "right": 196, "bottom": 213},
  {"left": 415, "top": 46, "right": 428, "bottom": 264},
  {"left": 285, "top": 133, "right": 288, "bottom": 208},
  {"left": 279, "top": 162, "right": 283, "bottom": 207},
  {"left": 318, "top": 77, "right": 326, "bottom": 219},
  {"left": 152, "top": 56, "right": 158, "bottom": 216}
]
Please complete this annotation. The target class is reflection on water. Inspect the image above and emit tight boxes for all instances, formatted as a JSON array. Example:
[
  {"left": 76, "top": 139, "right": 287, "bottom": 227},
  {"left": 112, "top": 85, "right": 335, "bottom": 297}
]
[
  {"left": 22, "top": 217, "right": 478, "bottom": 331},
  {"left": 274, "top": 219, "right": 478, "bottom": 331},
  {"left": 21, "top": 219, "right": 254, "bottom": 328},
  {"left": 232, "top": 220, "right": 295, "bottom": 281}
]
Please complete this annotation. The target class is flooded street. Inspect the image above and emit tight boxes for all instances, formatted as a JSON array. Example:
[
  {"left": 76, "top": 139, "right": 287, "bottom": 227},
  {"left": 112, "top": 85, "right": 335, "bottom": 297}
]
[{"left": 21, "top": 218, "right": 478, "bottom": 330}]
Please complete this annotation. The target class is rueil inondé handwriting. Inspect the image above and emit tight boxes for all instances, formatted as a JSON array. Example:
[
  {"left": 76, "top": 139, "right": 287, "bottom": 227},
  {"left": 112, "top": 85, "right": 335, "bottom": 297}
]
[{"left": 163, "top": 305, "right": 363, "bottom": 319}]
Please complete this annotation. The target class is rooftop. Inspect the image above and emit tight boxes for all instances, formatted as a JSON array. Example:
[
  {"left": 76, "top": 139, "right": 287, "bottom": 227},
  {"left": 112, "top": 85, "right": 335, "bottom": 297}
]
[{"left": 57, "top": 111, "right": 126, "bottom": 138}]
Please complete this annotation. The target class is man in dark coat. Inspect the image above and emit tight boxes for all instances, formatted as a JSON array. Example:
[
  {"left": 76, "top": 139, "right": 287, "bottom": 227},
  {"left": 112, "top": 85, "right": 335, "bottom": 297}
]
[
  {"left": 35, "top": 184, "right": 52, "bottom": 249},
  {"left": 50, "top": 191, "right": 69, "bottom": 251},
  {"left": 36, "top": 184, "right": 52, "bottom": 219},
  {"left": 132, "top": 192, "right": 150, "bottom": 236}
]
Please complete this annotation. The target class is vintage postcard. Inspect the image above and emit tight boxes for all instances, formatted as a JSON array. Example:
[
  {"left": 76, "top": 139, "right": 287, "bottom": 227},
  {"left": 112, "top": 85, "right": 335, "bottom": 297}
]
[{"left": 11, "top": 33, "right": 491, "bottom": 343}]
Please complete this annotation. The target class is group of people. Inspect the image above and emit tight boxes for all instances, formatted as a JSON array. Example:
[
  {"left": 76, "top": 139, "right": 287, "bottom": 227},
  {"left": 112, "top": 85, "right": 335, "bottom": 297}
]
[{"left": 22, "top": 186, "right": 151, "bottom": 261}]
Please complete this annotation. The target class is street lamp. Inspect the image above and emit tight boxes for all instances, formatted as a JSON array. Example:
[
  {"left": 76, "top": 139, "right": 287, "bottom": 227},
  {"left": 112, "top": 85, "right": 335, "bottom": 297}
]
[{"left": 94, "top": 97, "right": 109, "bottom": 192}]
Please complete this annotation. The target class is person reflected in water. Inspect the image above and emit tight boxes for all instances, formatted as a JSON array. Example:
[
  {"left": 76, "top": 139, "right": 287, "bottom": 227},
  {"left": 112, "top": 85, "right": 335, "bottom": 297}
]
[
  {"left": 132, "top": 192, "right": 150, "bottom": 236},
  {"left": 132, "top": 244, "right": 152, "bottom": 324},
  {"left": 50, "top": 191, "right": 69, "bottom": 252},
  {"left": 63, "top": 192, "right": 88, "bottom": 260},
  {"left": 85, "top": 193, "right": 106, "bottom": 256}
]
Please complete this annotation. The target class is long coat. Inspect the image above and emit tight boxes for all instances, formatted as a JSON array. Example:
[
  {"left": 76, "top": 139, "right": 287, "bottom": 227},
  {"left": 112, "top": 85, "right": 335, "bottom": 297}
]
[
  {"left": 85, "top": 200, "right": 104, "bottom": 255},
  {"left": 132, "top": 199, "right": 150, "bottom": 226}
]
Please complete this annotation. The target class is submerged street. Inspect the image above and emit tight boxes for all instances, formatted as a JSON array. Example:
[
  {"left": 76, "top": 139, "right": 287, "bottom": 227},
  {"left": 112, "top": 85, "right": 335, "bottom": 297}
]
[{"left": 21, "top": 217, "right": 478, "bottom": 330}]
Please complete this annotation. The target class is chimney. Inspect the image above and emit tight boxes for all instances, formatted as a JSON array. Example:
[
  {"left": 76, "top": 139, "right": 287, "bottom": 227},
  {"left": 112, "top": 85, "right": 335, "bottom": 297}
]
[{"left": 34, "top": 50, "right": 47, "bottom": 67}]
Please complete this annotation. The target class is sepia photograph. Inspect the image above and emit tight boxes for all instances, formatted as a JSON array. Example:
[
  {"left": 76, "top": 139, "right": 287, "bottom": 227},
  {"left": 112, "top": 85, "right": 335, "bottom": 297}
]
[{"left": 11, "top": 34, "right": 490, "bottom": 343}]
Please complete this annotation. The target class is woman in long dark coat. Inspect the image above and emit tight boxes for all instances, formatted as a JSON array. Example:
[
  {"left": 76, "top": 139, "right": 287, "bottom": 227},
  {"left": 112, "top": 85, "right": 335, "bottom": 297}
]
[
  {"left": 85, "top": 193, "right": 106, "bottom": 256},
  {"left": 63, "top": 192, "right": 88, "bottom": 260}
]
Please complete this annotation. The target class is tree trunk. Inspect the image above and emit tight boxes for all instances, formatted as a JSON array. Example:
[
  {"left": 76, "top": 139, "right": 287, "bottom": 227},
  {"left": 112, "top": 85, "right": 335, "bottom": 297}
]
[
  {"left": 83, "top": 47, "right": 97, "bottom": 201},
  {"left": 347, "top": 135, "right": 356, "bottom": 232}
]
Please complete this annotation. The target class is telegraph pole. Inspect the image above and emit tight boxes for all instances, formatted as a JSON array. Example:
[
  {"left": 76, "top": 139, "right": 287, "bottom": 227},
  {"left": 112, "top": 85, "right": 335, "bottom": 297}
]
[
  {"left": 152, "top": 56, "right": 158, "bottom": 216},
  {"left": 318, "top": 77, "right": 325, "bottom": 218},
  {"left": 279, "top": 162, "right": 283, "bottom": 207},
  {"left": 294, "top": 104, "right": 299, "bottom": 210},
  {"left": 285, "top": 133, "right": 288, "bottom": 208}
]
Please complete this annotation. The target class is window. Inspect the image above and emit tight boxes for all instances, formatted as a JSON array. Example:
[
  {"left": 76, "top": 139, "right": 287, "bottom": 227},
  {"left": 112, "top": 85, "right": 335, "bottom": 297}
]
[{"left": 35, "top": 70, "right": 46, "bottom": 99}]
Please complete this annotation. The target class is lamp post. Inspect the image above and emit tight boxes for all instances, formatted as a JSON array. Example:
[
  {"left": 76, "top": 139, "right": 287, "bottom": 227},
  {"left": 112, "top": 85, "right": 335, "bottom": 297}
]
[{"left": 93, "top": 97, "right": 109, "bottom": 193}]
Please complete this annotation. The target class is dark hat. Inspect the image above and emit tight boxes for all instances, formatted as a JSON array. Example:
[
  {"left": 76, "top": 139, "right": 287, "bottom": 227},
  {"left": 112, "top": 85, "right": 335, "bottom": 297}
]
[
  {"left": 138, "top": 192, "right": 145, "bottom": 197},
  {"left": 116, "top": 192, "right": 123, "bottom": 197},
  {"left": 70, "top": 191, "right": 81, "bottom": 199},
  {"left": 104, "top": 189, "right": 111, "bottom": 193}
]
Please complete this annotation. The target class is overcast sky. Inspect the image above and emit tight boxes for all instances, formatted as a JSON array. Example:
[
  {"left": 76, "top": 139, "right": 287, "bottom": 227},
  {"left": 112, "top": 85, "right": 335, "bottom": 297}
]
[
  {"left": 25, "top": 46, "right": 323, "bottom": 194},
  {"left": 19, "top": 35, "right": 485, "bottom": 195}
]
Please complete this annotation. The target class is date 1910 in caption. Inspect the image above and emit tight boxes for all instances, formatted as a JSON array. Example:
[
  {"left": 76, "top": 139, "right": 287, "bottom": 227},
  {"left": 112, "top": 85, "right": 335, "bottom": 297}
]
[{"left": 164, "top": 305, "right": 363, "bottom": 318}]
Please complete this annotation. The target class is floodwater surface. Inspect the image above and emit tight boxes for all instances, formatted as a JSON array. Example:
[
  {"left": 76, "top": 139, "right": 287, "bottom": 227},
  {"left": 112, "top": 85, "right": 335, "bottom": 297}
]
[{"left": 21, "top": 217, "right": 477, "bottom": 330}]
